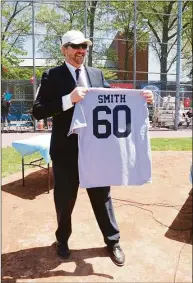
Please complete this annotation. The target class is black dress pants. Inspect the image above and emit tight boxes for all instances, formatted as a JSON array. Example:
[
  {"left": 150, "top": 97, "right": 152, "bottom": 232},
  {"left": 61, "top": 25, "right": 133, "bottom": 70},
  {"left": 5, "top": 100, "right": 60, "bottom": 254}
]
[{"left": 52, "top": 160, "right": 120, "bottom": 247}]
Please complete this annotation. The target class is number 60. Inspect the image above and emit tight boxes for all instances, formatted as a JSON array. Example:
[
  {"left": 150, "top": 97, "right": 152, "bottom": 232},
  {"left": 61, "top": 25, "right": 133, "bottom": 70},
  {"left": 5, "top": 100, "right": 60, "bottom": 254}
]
[{"left": 93, "top": 105, "right": 131, "bottom": 139}]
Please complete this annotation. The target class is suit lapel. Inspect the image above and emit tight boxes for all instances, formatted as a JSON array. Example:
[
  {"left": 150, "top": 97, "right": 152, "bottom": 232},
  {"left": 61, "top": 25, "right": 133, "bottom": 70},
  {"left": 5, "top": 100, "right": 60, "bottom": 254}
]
[
  {"left": 61, "top": 63, "right": 96, "bottom": 88},
  {"left": 61, "top": 62, "right": 76, "bottom": 83},
  {"left": 85, "top": 67, "right": 93, "bottom": 87}
]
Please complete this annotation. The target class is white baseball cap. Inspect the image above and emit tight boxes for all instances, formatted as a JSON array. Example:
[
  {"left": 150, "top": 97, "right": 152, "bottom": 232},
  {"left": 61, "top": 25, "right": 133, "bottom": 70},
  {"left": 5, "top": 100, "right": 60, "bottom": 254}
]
[{"left": 61, "top": 30, "right": 92, "bottom": 46}]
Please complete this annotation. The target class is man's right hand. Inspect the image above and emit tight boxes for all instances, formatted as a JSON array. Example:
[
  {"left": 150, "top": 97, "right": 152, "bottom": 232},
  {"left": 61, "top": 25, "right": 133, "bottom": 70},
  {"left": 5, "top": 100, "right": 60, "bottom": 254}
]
[{"left": 70, "top": 87, "right": 88, "bottom": 103}]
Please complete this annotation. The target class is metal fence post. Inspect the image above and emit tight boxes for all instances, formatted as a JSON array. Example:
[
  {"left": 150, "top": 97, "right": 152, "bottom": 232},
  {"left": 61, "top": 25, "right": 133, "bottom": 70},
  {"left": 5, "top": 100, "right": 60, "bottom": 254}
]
[
  {"left": 84, "top": 0, "right": 88, "bottom": 66},
  {"left": 133, "top": 0, "right": 137, "bottom": 89},
  {"left": 32, "top": 0, "right": 37, "bottom": 131},
  {"left": 174, "top": 0, "right": 182, "bottom": 130}
]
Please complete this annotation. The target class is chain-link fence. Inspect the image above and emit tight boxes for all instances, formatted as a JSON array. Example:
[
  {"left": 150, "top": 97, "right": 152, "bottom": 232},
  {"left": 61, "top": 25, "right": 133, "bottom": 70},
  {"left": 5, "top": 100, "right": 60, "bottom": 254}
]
[
  {"left": 2, "top": 78, "right": 192, "bottom": 123},
  {"left": 1, "top": 0, "right": 192, "bottom": 130},
  {"left": 1, "top": 80, "right": 37, "bottom": 120}
]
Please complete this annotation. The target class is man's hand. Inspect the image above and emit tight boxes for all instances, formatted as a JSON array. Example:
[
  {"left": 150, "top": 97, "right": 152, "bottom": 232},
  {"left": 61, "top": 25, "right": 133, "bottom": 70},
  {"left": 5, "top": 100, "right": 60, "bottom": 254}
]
[
  {"left": 70, "top": 87, "right": 88, "bottom": 103},
  {"left": 140, "top": 90, "right": 154, "bottom": 104}
]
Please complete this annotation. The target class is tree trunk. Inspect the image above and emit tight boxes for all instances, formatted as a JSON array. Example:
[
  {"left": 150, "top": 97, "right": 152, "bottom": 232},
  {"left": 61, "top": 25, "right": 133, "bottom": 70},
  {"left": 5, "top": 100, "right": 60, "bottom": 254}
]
[
  {"left": 123, "top": 29, "right": 130, "bottom": 80},
  {"left": 88, "top": 1, "right": 98, "bottom": 67},
  {"left": 192, "top": 0, "right": 193, "bottom": 90},
  {"left": 160, "top": 42, "right": 168, "bottom": 87},
  {"left": 160, "top": 21, "right": 169, "bottom": 89}
]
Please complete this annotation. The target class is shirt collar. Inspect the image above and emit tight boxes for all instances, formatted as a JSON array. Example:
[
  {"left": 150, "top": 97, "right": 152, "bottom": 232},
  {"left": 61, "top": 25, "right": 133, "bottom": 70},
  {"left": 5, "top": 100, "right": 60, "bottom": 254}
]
[
  {"left": 65, "top": 61, "right": 88, "bottom": 87},
  {"left": 65, "top": 61, "right": 84, "bottom": 72}
]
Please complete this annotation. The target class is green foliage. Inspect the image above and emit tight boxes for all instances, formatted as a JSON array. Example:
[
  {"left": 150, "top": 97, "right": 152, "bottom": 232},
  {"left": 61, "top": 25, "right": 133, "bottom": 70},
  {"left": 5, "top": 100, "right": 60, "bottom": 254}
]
[
  {"left": 104, "top": 48, "right": 118, "bottom": 70},
  {"left": 1, "top": 0, "right": 191, "bottom": 81},
  {"left": 36, "top": 2, "right": 85, "bottom": 65},
  {"left": 1, "top": 66, "right": 48, "bottom": 80},
  {"left": 108, "top": 1, "right": 149, "bottom": 46},
  {"left": 103, "top": 1, "right": 149, "bottom": 79},
  {"left": 1, "top": 1, "right": 32, "bottom": 70},
  {"left": 137, "top": 0, "right": 191, "bottom": 80},
  {"left": 181, "top": 1, "right": 192, "bottom": 76},
  {"left": 100, "top": 67, "right": 118, "bottom": 80},
  {"left": 36, "top": 68, "right": 50, "bottom": 79}
]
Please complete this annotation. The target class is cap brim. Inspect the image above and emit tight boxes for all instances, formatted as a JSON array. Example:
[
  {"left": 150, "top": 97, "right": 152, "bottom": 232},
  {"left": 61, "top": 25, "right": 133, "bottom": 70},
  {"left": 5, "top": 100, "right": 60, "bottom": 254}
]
[{"left": 70, "top": 38, "right": 92, "bottom": 46}]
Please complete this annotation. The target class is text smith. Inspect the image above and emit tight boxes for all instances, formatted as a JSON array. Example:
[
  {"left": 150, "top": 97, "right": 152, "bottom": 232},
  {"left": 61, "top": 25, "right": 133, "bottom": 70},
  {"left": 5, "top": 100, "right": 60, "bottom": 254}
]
[{"left": 98, "top": 94, "right": 126, "bottom": 104}]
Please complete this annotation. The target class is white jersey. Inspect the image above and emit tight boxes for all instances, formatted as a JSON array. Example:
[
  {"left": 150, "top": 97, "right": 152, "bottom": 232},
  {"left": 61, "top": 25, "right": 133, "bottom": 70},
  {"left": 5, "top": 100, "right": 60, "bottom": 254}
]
[{"left": 69, "top": 88, "right": 152, "bottom": 188}]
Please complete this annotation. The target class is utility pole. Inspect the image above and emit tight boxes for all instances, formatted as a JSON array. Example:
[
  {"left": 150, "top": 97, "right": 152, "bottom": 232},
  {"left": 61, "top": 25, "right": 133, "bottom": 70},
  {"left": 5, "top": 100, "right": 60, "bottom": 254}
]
[
  {"left": 84, "top": 0, "right": 88, "bottom": 66},
  {"left": 174, "top": 0, "right": 182, "bottom": 130},
  {"left": 32, "top": 0, "right": 37, "bottom": 131},
  {"left": 84, "top": 0, "right": 87, "bottom": 38},
  {"left": 133, "top": 0, "right": 137, "bottom": 89}
]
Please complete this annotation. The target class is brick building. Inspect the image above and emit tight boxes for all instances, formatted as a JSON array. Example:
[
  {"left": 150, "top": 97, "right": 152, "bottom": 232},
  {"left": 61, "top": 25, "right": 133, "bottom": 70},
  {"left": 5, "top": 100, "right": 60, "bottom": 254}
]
[{"left": 108, "top": 32, "right": 148, "bottom": 82}]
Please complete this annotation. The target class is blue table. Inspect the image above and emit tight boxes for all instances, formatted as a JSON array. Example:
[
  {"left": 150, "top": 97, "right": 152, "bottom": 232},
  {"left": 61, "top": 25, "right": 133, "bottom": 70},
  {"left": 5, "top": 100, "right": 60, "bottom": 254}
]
[{"left": 12, "top": 134, "right": 52, "bottom": 193}]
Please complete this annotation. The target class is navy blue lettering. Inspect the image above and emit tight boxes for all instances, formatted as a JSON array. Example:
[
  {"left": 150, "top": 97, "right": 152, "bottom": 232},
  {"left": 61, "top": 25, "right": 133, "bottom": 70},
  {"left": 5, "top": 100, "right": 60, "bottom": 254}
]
[
  {"left": 93, "top": 106, "right": 111, "bottom": 138},
  {"left": 113, "top": 105, "right": 131, "bottom": 138},
  {"left": 98, "top": 95, "right": 103, "bottom": 103}
]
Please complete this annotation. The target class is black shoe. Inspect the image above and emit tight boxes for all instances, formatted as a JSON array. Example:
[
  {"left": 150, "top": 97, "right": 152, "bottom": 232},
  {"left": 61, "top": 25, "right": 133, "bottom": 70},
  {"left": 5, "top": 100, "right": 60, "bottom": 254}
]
[
  {"left": 56, "top": 242, "right": 71, "bottom": 259},
  {"left": 107, "top": 244, "right": 125, "bottom": 266}
]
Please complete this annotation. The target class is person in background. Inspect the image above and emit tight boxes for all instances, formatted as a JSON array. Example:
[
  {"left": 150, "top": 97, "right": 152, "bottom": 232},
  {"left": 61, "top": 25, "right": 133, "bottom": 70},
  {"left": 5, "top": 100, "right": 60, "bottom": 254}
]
[
  {"left": 1, "top": 93, "right": 11, "bottom": 130},
  {"left": 44, "top": 118, "right": 48, "bottom": 129},
  {"left": 179, "top": 100, "right": 184, "bottom": 112},
  {"left": 32, "top": 30, "right": 153, "bottom": 266},
  {"left": 1, "top": 93, "right": 6, "bottom": 130},
  {"left": 185, "top": 107, "right": 192, "bottom": 127},
  {"left": 166, "top": 94, "right": 172, "bottom": 111},
  {"left": 177, "top": 101, "right": 185, "bottom": 127}
]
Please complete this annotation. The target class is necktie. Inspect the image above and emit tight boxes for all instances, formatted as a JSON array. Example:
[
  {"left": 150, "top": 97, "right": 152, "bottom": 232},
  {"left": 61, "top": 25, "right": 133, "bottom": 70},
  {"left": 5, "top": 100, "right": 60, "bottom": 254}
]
[
  {"left": 75, "top": 69, "right": 81, "bottom": 82},
  {"left": 75, "top": 68, "right": 86, "bottom": 87}
]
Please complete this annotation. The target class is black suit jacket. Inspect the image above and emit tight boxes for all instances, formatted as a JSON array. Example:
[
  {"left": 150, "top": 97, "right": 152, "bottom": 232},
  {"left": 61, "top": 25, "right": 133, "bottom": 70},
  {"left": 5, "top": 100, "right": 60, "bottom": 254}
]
[{"left": 33, "top": 62, "right": 109, "bottom": 162}]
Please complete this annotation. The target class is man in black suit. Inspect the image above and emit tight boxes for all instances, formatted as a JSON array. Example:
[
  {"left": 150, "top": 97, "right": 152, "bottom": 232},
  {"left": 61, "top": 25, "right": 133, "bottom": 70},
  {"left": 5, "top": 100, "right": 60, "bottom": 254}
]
[{"left": 33, "top": 30, "right": 153, "bottom": 266}]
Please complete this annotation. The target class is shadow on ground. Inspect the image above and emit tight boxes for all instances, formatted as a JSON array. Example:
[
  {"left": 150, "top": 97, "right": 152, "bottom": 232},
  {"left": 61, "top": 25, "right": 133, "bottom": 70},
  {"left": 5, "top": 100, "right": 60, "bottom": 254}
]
[
  {"left": 2, "top": 244, "right": 113, "bottom": 282},
  {"left": 165, "top": 190, "right": 192, "bottom": 245},
  {"left": 2, "top": 169, "right": 54, "bottom": 200}
]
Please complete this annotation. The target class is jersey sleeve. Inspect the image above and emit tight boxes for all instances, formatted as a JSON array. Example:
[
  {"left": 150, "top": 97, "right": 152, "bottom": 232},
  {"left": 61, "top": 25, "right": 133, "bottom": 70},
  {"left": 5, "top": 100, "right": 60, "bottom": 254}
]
[{"left": 68, "top": 102, "right": 87, "bottom": 136}]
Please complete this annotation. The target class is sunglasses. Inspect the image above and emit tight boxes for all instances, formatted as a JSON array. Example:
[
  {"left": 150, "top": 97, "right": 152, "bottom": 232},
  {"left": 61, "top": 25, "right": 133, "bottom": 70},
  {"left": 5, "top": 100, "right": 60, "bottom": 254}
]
[{"left": 65, "top": 43, "right": 88, "bottom": 50}]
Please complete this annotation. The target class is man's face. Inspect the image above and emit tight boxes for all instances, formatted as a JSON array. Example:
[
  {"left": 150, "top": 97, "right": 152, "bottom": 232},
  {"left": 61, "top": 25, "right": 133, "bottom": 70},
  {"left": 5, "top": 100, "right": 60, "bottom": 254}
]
[{"left": 61, "top": 43, "right": 88, "bottom": 67}]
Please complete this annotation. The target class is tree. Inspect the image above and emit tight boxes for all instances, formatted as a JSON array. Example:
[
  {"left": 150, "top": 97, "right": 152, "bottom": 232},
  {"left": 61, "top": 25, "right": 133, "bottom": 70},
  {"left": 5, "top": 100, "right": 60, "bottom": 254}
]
[
  {"left": 36, "top": 2, "right": 85, "bottom": 65},
  {"left": 36, "top": 1, "right": 99, "bottom": 67},
  {"left": 105, "top": 1, "right": 149, "bottom": 80},
  {"left": 1, "top": 1, "right": 32, "bottom": 78},
  {"left": 35, "top": 1, "right": 117, "bottom": 79},
  {"left": 138, "top": 0, "right": 190, "bottom": 84},
  {"left": 100, "top": 67, "right": 118, "bottom": 80},
  {"left": 181, "top": 1, "right": 192, "bottom": 79},
  {"left": 86, "top": 1, "right": 98, "bottom": 66}
]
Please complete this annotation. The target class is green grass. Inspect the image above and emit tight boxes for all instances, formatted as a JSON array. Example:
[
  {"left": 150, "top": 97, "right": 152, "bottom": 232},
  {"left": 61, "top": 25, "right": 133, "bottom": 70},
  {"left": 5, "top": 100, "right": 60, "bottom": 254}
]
[
  {"left": 1, "top": 147, "right": 44, "bottom": 178},
  {"left": 1, "top": 138, "right": 192, "bottom": 177},
  {"left": 151, "top": 138, "right": 192, "bottom": 151}
]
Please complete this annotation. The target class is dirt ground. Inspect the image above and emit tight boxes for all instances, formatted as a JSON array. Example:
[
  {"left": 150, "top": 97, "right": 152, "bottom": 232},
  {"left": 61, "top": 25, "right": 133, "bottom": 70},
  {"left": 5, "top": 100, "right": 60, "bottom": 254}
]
[{"left": 2, "top": 151, "right": 192, "bottom": 283}]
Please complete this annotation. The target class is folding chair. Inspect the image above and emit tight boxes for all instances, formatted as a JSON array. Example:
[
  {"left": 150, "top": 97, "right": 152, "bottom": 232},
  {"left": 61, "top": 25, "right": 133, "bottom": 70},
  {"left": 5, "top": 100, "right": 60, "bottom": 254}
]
[
  {"left": 17, "top": 114, "right": 34, "bottom": 132},
  {"left": 7, "top": 114, "right": 19, "bottom": 132}
]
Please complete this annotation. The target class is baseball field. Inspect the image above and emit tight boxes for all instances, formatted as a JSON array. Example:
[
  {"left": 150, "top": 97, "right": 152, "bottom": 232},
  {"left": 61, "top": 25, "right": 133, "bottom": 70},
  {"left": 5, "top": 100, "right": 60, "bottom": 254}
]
[{"left": 2, "top": 131, "right": 192, "bottom": 282}]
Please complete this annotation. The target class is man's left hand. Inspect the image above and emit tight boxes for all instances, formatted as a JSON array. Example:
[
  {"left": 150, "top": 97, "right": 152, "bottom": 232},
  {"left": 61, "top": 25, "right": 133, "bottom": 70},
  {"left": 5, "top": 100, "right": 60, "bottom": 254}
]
[{"left": 140, "top": 90, "right": 154, "bottom": 104}]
